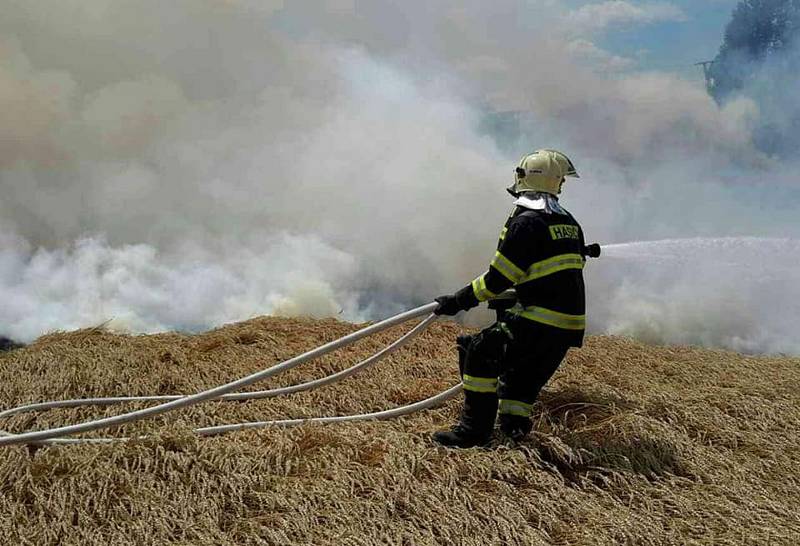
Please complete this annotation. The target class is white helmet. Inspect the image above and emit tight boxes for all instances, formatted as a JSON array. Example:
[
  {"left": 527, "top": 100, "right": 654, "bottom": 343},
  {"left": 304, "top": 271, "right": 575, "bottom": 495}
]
[{"left": 508, "top": 149, "right": 579, "bottom": 196}]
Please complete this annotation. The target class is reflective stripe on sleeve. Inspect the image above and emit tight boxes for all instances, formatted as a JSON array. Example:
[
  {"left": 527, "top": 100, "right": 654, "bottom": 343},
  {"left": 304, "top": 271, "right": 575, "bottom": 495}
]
[
  {"left": 508, "top": 306, "right": 586, "bottom": 330},
  {"left": 471, "top": 275, "right": 498, "bottom": 302},
  {"left": 520, "top": 253, "right": 584, "bottom": 283},
  {"left": 490, "top": 251, "right": 525, "bottom": 283},
  {"left": 462, "top": 374, "right": 498, "bottom": 393},
  {"left": 499, "top": 399, "right": 534, "bottom": 417},
  {"left": 499, "top": 227, "right": 508, "bottom": 241}
]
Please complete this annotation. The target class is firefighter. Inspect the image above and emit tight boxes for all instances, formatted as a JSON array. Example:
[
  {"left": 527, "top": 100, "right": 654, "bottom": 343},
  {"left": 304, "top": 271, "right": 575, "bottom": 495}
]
[{"left": 432, "top": 149, "right": 599, "bottom": 448}]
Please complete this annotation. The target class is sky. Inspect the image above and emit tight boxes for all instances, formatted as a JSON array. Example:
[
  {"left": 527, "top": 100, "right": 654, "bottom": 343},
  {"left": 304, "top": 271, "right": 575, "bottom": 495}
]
[
  {"left": 591, "top": 1, "right": 739, "bottom": 77},
  {"left": 1, "top": 0, "right": 799, "bottom": 354},
  {"left": 270, "top": 1, "right": 740, "bottom": 80}
]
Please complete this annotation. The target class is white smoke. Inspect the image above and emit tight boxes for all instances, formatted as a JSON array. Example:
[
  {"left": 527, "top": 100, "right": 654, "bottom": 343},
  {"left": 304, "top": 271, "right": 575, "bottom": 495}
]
[{"left": 1, "top": 1, "right": 798, "bottom": 354}]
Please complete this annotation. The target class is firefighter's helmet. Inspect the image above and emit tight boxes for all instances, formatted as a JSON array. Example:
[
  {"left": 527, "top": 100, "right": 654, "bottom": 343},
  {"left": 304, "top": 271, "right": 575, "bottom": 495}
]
[{"left": 508, "top": 149, "right": 579, "bottom": 196}]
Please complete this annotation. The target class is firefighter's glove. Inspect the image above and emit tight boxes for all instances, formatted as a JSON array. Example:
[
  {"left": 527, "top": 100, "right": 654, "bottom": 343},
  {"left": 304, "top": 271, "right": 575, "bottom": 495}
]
[{"left": 434, "top": 295, "right": 463, "bottom": 316}]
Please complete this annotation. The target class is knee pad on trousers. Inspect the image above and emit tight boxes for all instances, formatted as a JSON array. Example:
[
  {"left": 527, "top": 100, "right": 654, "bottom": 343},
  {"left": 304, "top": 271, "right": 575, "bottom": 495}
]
[
  {"left": 456, "top": 334, "right": 473, "bottom": 376},
  {"left": 456, "top": 334, "right": 473, "bottom": 377},
  {"left": 463, "top": 325, "right": 508, "bottom": 379}
]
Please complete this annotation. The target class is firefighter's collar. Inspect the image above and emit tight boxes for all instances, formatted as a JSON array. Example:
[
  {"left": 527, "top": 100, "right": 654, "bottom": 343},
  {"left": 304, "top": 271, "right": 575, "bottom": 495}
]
[{"left": 513, "top": 192, "right": 566, "bottom": 215}]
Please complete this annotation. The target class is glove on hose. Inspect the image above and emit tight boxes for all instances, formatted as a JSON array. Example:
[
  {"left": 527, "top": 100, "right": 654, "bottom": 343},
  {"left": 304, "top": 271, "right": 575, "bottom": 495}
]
[{"left": 434, "top": 295, "right": 463, "bottom": 316}]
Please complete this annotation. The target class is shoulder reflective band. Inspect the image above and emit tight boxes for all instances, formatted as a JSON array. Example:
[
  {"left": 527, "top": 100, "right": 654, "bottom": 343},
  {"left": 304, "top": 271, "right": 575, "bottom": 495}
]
[
  {"left": 471, "top": 274, "right": 498, "bottom": 302},
  {"left": 509, "top": 306, "right": 586, "bottom": 330},
  {"left": 499, "top": 399, "right": 533, "bottom": 417},
  {"left": 499, "top": 227, "right": 508, "bottom": 241},
  {"left": 490, "top": 251, "right": 525, "bottom": 283},
  {"left": 462, "top": 374, "right": 498, "bottom": 393},
  {"left": 520, "top": 253, "right": 584, "bottom": 283}
]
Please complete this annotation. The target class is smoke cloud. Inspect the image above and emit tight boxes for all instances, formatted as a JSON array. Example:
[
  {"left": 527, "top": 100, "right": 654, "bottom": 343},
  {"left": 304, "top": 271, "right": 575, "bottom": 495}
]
[
  {"left": 708, "top": 0, "right": 800, "bottom": 157},
  {"left": 1, "top": 1, "right": 798, "bottom": 354}
]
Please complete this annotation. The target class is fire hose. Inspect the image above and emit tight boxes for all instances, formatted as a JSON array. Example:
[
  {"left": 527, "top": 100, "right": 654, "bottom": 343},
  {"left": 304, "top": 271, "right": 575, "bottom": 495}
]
[{"left": 0, "top": 302, "right": 462, "bottom": 448}]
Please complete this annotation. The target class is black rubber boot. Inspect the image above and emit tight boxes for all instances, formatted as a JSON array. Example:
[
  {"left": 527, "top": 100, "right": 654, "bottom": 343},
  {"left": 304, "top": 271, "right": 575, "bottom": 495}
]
[
  {"left": 432, "top": 425, "right": 490, "bottom": 448},
  {"left": 499, "top": 414, "right": 533, "bottom": 442},
  {"left": 433, "top": 391, "right": 497, "bottom": 448}
]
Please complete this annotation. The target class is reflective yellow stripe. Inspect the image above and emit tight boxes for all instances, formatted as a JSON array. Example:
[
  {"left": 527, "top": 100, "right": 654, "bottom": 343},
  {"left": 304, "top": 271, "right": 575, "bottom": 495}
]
[
  {"left": 499, "top": 227, "right": 508, "bottom": 241},
  {"left": 462, "top": 374, "right": 498, "bottom": 393},
  {"left": 490, "top": 251, "right": 524, "bottom": 283},
  {"left": 471, "top": 275, "right": 497, "bottom": 302},
  {"left": 499, "top": 399, "right": 533, "bottom": 417},
  {"left": 509, "top": 305, "right": 586, "bottom": 330},
  {"left": 520, "top": 253, "right": 584, "bottom": 282}
]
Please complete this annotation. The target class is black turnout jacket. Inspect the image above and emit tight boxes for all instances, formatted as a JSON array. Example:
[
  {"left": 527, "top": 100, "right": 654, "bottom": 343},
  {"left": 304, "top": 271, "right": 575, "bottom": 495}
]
[{"left": 454, "top": 204, "right": 587, "bottom": 347}]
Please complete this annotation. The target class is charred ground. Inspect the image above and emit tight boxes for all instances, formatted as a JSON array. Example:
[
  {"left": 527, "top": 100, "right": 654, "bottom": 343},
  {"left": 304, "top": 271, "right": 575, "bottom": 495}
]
[{"left": 0, "top": 316, "right": 798, "bottom": 545}]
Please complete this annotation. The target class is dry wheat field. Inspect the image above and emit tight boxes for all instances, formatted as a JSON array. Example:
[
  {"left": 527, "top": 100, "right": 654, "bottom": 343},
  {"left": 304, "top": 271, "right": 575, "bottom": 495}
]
[{"left": 0, "top": 316, "right": 798, "bottom": 545}]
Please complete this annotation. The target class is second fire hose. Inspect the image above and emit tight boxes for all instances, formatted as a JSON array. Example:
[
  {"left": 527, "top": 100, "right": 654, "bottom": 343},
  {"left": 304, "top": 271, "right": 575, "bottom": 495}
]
[{"left": 0, "top": 302, "right": 463, "bottom": 447}]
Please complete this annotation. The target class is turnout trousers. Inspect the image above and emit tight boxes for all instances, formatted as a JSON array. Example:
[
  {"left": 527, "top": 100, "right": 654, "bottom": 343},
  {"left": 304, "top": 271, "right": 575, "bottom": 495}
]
[{"left": 456, "top": 314, "right": 570, "bottom": 438}]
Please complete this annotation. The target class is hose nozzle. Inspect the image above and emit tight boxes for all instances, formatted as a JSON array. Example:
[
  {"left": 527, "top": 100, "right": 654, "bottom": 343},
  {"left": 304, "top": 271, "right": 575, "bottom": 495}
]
[{"left": 583, "top": 243, "right": 601, "bottom": 258}]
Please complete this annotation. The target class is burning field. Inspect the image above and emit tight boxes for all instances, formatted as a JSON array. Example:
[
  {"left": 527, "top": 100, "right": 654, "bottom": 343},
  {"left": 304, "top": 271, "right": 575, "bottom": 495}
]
[{"left": 0, "top": 316, "right": 799, "bottom": 545}]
